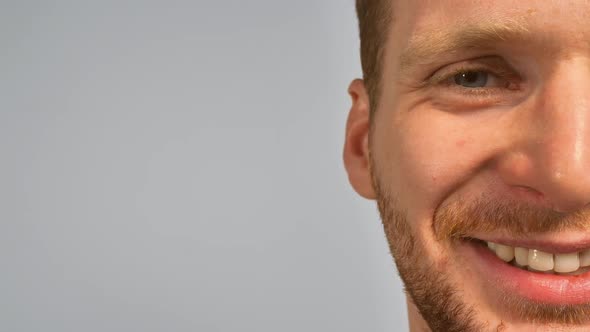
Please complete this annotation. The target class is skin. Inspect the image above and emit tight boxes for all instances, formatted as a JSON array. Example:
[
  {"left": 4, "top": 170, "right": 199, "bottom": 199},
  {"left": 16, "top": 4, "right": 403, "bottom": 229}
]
[{"left": 344, "top": 0, "right": 590, "bottom": 331}]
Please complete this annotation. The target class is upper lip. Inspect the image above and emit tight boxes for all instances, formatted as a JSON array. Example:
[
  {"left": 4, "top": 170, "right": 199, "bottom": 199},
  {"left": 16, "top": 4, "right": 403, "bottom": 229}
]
[{"left": 469, "top": 235, "right": 590, "bottom": 254}]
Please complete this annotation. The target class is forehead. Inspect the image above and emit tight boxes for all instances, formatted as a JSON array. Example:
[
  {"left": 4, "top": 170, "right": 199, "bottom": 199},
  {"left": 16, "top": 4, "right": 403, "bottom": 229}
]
[
  {"left": 397, "top": 0, "right": 588, "bottom": 26},
  {"left": 385, "top": 0, "right": 590, "bottom": 74},
  {"left": 391, "top": 0, "right": 590, "bottom": 56}
]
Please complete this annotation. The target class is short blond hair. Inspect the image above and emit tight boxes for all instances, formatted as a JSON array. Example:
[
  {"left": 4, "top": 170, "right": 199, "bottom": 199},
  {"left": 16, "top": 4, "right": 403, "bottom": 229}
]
[{"left": 355, "top": 0, "right": 392, "bottom": 114}]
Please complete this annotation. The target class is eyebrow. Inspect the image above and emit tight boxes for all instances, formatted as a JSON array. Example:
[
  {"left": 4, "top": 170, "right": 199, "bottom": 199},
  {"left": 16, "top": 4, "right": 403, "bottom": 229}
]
[{"left": 399, "top": 19, "right": 531, "bottom": 71}]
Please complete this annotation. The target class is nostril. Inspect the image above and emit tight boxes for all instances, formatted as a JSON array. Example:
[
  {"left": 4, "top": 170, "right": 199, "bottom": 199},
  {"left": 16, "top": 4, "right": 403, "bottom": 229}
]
[
  {"left": 512, "top": 185, "right": 544, "bottom": 198},
  {"left": 508, "top": 185, "right": 549, "bottom": 206}
]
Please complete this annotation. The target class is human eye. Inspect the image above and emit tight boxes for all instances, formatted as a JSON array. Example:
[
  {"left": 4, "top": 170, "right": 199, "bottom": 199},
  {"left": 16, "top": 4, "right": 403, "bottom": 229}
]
[
  {"left": 452, "top": 70, "right": 496, "bottom": 88},
  {"left": 435, "top": 68, "right": 517, "bottom": 90},
  {"left": 426, "top": 57, "right": 522, "bottom": 99}
]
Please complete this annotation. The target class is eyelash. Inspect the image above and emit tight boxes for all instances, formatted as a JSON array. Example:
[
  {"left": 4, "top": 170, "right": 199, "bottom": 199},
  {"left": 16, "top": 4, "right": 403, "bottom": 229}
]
[{"left": 428, "top": 65, "right": 521, "bottom": 96}]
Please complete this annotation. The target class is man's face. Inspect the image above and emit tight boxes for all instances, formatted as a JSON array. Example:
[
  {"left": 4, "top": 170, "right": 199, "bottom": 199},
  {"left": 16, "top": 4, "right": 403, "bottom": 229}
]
[{"left": 345, "top": 1, "right": 590, "bottom": 331}]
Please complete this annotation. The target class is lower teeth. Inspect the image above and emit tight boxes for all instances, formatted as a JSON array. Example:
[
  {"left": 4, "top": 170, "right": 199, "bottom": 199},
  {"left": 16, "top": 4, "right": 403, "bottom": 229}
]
[{"left": 509, "top": 260, "right": 590, "bottom": 276}]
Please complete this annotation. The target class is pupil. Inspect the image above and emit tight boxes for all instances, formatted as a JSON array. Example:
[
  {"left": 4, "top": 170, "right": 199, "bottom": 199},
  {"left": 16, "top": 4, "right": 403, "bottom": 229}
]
[
  {"left": 464, "top": 72, "right": 478, "bottom": 83},
  {"left": 453, "top": 71, "right": 487, "bottom": 87}
]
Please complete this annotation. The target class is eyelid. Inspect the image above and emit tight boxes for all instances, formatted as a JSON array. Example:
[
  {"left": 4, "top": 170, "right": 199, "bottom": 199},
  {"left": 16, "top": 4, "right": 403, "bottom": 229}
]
[{"left": 426, "top": 57, "right": 521, "bottom": 87}]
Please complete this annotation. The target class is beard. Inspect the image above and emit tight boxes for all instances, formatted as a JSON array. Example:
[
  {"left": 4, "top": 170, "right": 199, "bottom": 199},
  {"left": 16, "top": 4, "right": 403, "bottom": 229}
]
[
  {"left": 373, "top": 175, "right": 590, "bottom": 331},
  {"left": 374, "top": 179, "right": 484, "bottom": 332}
]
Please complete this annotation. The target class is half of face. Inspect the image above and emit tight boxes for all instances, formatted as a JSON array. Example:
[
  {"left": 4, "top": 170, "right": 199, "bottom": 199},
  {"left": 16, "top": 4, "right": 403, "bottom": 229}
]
[{"left": 345, "top": 0, "right": 590, "bottom": 331}]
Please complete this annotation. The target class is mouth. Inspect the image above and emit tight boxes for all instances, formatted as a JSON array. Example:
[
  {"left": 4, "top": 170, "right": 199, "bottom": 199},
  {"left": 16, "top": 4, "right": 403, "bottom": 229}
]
[
  {"left": 477, "top": 238, "right": 590, "bottom": 275},
  {"left": 462, "top": 237, "right": 590, "bottom": 305}
]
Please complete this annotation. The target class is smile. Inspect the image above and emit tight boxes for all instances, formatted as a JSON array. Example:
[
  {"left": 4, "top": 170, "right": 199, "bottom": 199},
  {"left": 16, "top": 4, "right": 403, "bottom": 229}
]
[
  {"left": 463, "top": 237, "right": 590, "bottom": 305},
  {"left": 486, "top": 241, "right": 590, "bottom": 275}
]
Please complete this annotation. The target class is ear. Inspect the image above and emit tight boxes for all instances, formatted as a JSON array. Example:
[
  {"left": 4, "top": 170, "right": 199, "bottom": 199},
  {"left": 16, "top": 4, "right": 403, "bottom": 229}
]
[{"left": 343, "top": 79, "right": 376, "bottom": 199}]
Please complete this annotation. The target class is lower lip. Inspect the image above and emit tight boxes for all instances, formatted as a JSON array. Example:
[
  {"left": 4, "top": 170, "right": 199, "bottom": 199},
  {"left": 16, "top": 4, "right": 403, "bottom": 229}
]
[{"left": 463, "top": 241, "right": 590, "bottom": 305}]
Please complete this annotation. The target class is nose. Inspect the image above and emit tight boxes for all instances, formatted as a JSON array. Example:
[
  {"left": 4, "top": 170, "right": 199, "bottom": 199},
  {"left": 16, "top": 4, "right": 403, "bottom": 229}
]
[{"left": 497, "top": 58, "right": 590, "bottom": 213}]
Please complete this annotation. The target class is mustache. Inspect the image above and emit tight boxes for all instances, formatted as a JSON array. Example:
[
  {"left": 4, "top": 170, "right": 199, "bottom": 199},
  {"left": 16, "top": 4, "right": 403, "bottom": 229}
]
[{"left": 433, "top": 193, "right": 590, "bottom": 240}]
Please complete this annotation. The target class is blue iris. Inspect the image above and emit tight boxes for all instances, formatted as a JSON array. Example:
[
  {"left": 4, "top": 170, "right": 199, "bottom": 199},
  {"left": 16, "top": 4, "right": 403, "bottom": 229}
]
[{"left": 453, "top": 71, "right": 489, "bottom": 88}]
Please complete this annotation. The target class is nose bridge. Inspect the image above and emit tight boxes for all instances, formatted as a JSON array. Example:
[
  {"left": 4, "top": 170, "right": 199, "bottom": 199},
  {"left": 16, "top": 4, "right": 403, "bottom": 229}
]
[{"left": 530, "top": 57, "right": 590, "bottom": 211}]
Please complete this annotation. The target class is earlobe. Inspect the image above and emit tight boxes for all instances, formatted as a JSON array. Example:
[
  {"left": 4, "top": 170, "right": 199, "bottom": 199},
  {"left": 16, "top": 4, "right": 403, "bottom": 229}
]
[{"left": 343, "top": 79, "right": 377, "bottom": 200}]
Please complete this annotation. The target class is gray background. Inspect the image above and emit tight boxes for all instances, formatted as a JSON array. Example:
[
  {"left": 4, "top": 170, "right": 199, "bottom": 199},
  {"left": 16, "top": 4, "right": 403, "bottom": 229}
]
[{"left": 1, "top": 1, "right": 407, "bottom": 331}]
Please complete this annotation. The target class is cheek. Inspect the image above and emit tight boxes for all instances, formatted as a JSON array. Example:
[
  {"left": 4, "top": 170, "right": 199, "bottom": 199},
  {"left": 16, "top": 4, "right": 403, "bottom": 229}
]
[{"left": 372, "top": 109, "right": 503, "bottom": 215}]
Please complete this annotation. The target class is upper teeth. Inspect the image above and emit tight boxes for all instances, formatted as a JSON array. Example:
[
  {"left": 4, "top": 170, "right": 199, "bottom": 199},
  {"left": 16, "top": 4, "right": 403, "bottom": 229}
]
[{"left": 487, "top": 241, "right": 590, "bottom": 274}]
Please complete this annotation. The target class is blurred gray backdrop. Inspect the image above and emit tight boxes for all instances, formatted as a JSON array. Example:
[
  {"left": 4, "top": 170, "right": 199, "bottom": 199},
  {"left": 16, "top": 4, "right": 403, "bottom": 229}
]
[{"left": 1, "top": 1, "right": 407, "bottom": 331}]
